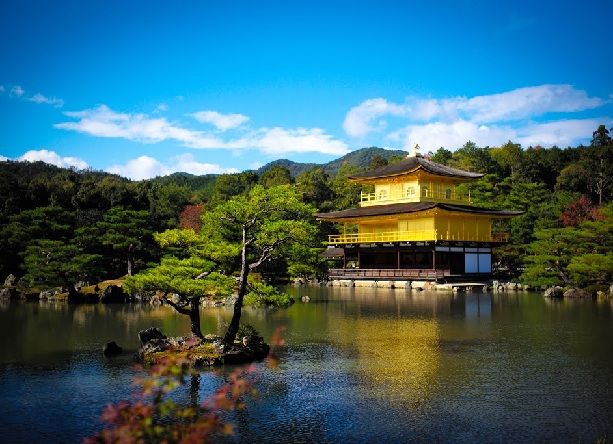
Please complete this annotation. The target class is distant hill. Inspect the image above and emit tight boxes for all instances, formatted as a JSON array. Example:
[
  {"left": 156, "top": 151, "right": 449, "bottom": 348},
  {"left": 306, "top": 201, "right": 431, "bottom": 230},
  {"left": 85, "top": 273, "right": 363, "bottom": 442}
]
[
  {"left": 257, "top": 147, "right": 407, "bottom": 177},
  {"left": 255, "top": 159, "right": 318, "bottom": 178},
  {"left": 148, "top": 172, "right": 218, "bottom": 190}
]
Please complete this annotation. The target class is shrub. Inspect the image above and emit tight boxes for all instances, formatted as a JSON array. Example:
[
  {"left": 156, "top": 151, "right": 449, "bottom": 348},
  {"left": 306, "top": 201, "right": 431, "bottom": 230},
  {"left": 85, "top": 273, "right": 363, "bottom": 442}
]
[{"left": 243, "top": 282, "right": 294, "bottom": 308}]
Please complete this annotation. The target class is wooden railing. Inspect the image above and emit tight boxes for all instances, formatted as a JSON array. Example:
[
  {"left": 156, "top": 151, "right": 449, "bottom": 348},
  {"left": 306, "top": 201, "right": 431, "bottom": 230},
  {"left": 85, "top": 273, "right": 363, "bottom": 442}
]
[
  {"left": 360, "top": 188, "right": 470, "bottom": 206},
  {"left": 327, "top": 230, "right": 510, "bottom": 244},
  {"left": 329, "top": 230, "right": 437, "bottom": 244},
  {"left": 328, "top": 268, "right": 450, "bottom": 279}
]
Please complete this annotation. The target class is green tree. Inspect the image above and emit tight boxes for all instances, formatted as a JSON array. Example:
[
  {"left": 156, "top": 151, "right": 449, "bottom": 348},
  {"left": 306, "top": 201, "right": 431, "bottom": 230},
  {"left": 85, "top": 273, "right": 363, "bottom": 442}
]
[
  {"left": 294, "top": 167, "right": 333, "bottom": 209},
  {"left": 503, "top": 179, "right": 553, "bottom": 244},
  {"left": 368, "top": 154, "right": 388, "bottom": 170},
  {"left": 567, "top": 253, "right": 613, "bottom": 288},
  {"left": 449, "top": 141, "right": 498, "bottom": 174},
  {"left": 127, "top": 186, "right": 316, "bottom": 343},
  {"left": 203, "top": 185, "right": 316, "bottom": 345},
  {"left": 520, "top": 146, "right": 564, "bottom": 189},
  {"left": 556, "top": 147, "right": 613, "bottom": 204},
  {"left": 330, "top": 162, "right": 363, "bottom": 210},
  {"left": 585, "top": 146, "right": 613, "bottom": 205},
  {"left": 259, "top": 165, "right": 293, "bottom": 188},
  {"left": 431, "top": 147, "right": 453, "bottom": 165},
  {"left": 522, "top": 204, "right": 613, "bottom": 287},
  {"left": 208, "top": 172, "right": 258, "bottom": 207},
  {"left": 125, "top": 255, "right": 234, "bottom": 337},
  {"left": 147, "top": 183, "right": 192, "bottom": 229},
  {"left": 591, "top": 124, "right": 612, "bottom": 147},
  {"left": 490, "top": 141, "right": 523, "bottom": 176},
  {"left": 0, "top": 206, "right": 74, "bottom": 277},
  {"left": 21, "top": 239, "right": 101, "bottom": 290},
  {"left": 556, "top": 162, "right": 589, "bottom": 195},
  {"left": 76, "top": 207, "right": 155, "bottom": 277}
]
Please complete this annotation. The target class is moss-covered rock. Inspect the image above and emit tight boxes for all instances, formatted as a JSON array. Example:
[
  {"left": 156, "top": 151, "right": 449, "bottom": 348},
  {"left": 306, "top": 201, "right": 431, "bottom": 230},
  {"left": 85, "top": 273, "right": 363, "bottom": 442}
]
[
  {"left": 142, "top": 341, "right": 222, "bottom": 367},
  {"left": 137, "top": 330, "right": 270, "bottom": 367}
]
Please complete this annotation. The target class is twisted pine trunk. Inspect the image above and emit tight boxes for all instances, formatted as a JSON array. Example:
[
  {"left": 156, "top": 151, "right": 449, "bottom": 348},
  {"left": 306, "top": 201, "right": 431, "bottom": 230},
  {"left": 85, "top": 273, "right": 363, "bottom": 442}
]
[
  {"left": 165, "top": 295, "right": 203, "bottom": 338},
  {"left": 224, "top": 228, "right": 249, "bottom": 346},
  {"left": 189, "top": 297, "right": 203, "bottom": 338}
]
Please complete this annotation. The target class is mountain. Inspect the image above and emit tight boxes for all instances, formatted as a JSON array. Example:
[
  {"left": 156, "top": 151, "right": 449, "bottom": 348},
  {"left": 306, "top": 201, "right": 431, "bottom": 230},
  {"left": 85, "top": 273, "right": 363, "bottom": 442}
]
[
  {"left": 256, "top": 159, "right": 318, "bottom": 178},
  {"left": 257, "top": 147, "right": 407, "bottom": 177}
]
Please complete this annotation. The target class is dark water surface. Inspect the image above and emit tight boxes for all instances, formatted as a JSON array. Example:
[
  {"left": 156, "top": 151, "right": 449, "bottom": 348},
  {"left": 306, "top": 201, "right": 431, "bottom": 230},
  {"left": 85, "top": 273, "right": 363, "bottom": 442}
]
[{"left": 1, "top": 288, "right": 612, "bottom": 443}]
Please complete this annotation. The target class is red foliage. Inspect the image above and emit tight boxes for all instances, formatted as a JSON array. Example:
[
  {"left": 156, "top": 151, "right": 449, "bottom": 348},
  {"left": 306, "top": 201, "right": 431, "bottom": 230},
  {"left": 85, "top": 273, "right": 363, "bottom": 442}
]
[
  {"left": 560, "top": 196, "right": 604, "bottom": 227},
  {"left": 179, "top": 204, "right": 204, "bottom": 232},
  {"left": 86, "top": 328, "right": 287, "bottom": 444},
  {"left": 85, "top": 357, "right": 255, "bottom": 444}
]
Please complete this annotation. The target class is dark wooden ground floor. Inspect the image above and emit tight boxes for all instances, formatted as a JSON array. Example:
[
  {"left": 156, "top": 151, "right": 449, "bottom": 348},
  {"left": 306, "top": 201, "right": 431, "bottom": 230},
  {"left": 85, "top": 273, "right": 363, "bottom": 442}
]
[{"left": 326, "top": 242, "right": 494, "bottom": 280}]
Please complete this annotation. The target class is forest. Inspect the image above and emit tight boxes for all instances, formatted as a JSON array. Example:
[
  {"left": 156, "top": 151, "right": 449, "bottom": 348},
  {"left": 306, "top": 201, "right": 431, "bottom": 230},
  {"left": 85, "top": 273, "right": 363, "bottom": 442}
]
[{"left": 0, "top": 124, "right": 611, "bottom": 293}]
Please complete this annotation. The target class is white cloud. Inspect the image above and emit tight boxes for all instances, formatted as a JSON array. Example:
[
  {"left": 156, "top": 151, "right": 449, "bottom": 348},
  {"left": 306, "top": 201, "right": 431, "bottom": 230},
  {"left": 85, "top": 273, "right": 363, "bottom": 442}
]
[
  {"left": 249, "top": 161, "right": 263, "bottom": 170},
  {"left": 347, "top": 85, "right": 603, "bottom": 135},
  {"left": 343, "top": 98, "right": 409, "bottom": 138},
  {"left": 451, "top": 85, "right": 602, "bottom": 123},
  {"left": 55, "top": 104, "right": 349, "bottom": 156},
  {"left": 5, "top": 84, "right": 65, "bottom": 107},
  {"left": 10, "top": 85, "right": 24, "bottom": 97},
  {"left": 389, "top": 118, "right": 603, "bottom": 150},
  {"left": 0, "top": 155, "right": 8, "bottom": 161},
  {"left": 347, "top": 84, "right": 607, "bottom": 149},
  {"left": 17, "top": 149, "right": 89, "bottom": 169},
  {"left": 514, "top": 119, "right": 602, "bottom": 147},
  {"left": 191, "top": 110, "right": 250, "bottom": 131},
  {"left": 55, "top": 105, "right": 220, "bottom": 145},
  {"left": 28, "top": 93, "right": 64, "bottom": 108},
  {"left": 106, "top": 153, "right": 239, "bottom": 180},
  {"left": 249, "top": 127, "right": 349, "bottom": 155},
  {"left": 154, "top": 103, "right": 168, "bottom": 113}
]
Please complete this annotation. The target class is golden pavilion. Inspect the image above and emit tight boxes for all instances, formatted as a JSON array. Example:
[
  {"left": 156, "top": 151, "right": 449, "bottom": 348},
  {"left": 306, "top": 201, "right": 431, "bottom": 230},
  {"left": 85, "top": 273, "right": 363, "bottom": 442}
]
[{"left": 316, "top": 152, "right": 522, "bottom": 281}]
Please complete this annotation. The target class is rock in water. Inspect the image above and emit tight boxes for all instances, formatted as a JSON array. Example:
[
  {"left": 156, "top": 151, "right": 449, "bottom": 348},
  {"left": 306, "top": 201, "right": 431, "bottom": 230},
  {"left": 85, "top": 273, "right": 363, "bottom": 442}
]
[
  {"left": 0, "top": 287, "right": 18, "bottom": 300},
  {"left": 99, "top": 285, "right": 126, "bottom": 304},
  {"left": 563, "top": 288, "right": 591, "bottom": 299},
  {"left": 3, "top": 274, "right": 16, "bottom": 287},
  {"left": 103, "top": 341, "right": 123, "bottom": 357},
  {"left": 544, "top": 286, "right": 564, "bottom": 298},
  {"left": 74, "top": 281, "right": 89, "bottom": 291},
  {"left": 138, "top": 327, "right": 167, "bottom": 345},
  {"left": 223, "top": 336, "right": 270, "bottom": 365}
]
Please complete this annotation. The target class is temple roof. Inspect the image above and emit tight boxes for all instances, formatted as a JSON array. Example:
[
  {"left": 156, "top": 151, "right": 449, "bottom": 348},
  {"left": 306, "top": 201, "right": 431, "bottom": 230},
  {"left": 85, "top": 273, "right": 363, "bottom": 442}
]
[
  {"left": 316, "top": 202, "right": 523, "bottom": 220},
  {"left": 348, "top": 156, "right": 484, "bottom": 181}
]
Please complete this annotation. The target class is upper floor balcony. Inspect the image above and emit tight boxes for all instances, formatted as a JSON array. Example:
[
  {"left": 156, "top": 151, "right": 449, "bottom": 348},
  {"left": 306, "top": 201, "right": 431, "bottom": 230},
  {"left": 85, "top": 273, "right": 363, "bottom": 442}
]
[
  {"left": 360, "top": 187, "right": 471, "bottom": 207},
  {"left": 327, "top": 230, "right": 510, "bottom": 244}
]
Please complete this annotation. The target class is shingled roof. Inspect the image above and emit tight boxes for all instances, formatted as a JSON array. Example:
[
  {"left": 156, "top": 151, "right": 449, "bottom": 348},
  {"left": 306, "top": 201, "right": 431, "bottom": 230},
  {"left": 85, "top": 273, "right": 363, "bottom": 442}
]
[
  {"left": 348, "top": 156, "right": 484, "bottom": 181},
  {"left": 316, "top": 202, "right": 523, "bottom": 220}
]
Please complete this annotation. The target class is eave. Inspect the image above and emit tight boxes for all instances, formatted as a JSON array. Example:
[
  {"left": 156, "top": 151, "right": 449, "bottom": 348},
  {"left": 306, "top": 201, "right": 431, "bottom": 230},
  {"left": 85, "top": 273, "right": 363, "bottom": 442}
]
[{"left": 316, "top": 202, "right": 524, "bottom": 223}]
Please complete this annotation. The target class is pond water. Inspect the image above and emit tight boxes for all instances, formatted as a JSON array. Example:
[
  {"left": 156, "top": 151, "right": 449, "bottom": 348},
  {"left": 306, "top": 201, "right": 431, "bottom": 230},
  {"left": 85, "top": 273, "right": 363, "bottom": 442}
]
[{"left": 0, "top": 288, "right": 612, "bottom": 443}]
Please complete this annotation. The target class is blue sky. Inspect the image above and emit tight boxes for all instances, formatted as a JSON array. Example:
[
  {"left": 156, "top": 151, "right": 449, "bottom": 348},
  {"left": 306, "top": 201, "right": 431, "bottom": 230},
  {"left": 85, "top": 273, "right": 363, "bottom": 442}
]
[{"left": 1, "top": 0, "right": 612, "bottom": 179}]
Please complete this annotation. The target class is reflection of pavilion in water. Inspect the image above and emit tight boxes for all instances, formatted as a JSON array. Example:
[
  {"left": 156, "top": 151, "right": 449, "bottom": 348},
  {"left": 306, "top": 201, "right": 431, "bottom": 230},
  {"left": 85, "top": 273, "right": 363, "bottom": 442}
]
[
  {"left": 326, "top": 287, "right": 492, "bottom": 320},
  {"left": 329, "top": 289, "right": 492, "bottom": 405}
]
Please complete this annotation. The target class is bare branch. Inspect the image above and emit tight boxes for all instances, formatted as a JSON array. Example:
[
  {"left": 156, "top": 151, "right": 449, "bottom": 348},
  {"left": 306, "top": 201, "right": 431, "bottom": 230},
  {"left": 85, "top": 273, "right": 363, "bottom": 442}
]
[
  {"left": 195, "top": 271, "right": 211, "bottom": 280},
  {"left": 248, "top": 236, "right": 292, "bottom": 270},
  {"left": 162, "top": 295, "right": 192, "bottom": 316}
]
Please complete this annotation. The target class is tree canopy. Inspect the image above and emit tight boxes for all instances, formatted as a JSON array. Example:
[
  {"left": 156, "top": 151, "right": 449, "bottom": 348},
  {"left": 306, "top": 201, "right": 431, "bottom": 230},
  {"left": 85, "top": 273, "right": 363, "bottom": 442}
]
[
  {"left": 2, "top": 123, "right": 612, "bottom": 292},
  {"left": 125, "top": 185, "right": 317, "bottom": 342}
]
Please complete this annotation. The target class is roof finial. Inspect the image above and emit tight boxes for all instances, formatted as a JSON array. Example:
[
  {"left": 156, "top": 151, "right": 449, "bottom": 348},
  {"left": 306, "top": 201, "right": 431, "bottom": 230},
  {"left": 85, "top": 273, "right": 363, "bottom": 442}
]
[{"left": 410, "top": 143, "right": 421, "bottom": 158}]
